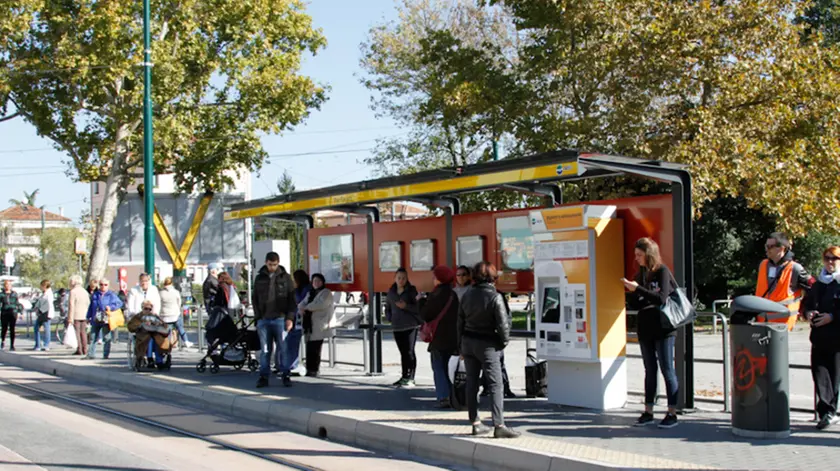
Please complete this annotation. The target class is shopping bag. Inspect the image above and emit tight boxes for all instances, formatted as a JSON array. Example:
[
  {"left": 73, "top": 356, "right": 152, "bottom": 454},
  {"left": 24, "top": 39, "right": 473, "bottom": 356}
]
[
  {"left": 660, "top": 288, "right": 696, "bottom": 329},
  {"left": 448, "top": 356, "right": 469, "bottom": 411},
  {"left": 64, "top": 323, "right": 78, "bottom": 350},
  {"left": 108, "top": 308, "right": 125, "bottom": 331}
]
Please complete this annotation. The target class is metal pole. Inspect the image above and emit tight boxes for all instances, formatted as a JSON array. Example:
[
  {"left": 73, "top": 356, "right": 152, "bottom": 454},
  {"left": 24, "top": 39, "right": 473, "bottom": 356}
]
[
  {"left": 721, "top": 314, "right": 730, "bottom": 413},
  {"left": 329, "top": 334, "right": 336, "bottom": 368},
  {"left": 142, "top": 0, "right": 156, "bottom": 283},
  {"left": 197, "top": 307, "right": 204, "bottom": 352},
  {"left": 492, "top": 140, "right": 499, "bottom": 161}
]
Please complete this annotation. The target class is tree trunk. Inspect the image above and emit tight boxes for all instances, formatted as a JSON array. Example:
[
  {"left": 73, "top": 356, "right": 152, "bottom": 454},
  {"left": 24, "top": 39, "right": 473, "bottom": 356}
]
[{"left": 86, "top": 125, "right": 131, "bottom": 283}]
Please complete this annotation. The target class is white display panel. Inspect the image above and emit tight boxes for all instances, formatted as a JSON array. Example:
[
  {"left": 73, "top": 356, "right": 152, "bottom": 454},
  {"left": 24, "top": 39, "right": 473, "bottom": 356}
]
[
  {"left": 456, "top": 236, "right": 484, "bottom": 267},
  {"left": 410, "top": 239, "right": 435, "bottom": 271},
  {"left": 379, "top": 241, "right": 402, "bottom": 272},
  {"left": 319, "top": 234, "right": 354, "bottom": 283}
]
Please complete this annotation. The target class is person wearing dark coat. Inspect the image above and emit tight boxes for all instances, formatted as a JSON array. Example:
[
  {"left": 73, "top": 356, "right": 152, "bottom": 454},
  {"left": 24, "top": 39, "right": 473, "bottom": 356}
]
[
  {"left": 419, "top": 266, "right": 460, "bottom": 408},
  {"left": 457, "top": 261, "right": 519, "bottom": 439},
  {"left": 803, "top": 246, "right": 840, "bottom": 430}
]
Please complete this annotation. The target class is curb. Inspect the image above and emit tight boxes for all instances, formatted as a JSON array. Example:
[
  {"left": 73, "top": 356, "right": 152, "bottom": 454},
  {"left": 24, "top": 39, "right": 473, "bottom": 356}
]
[{"left": 0, "top": 350, "right": 645, "bottom": 471}]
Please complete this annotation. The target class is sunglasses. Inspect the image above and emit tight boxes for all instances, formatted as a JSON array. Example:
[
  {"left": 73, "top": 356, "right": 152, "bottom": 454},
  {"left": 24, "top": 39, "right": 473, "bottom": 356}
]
[
  {"left": 765, "top": 244, "right": 780, "bottom": 250},
  {"left": 825, "top": 256, "right": 840, "bottom": 263}
]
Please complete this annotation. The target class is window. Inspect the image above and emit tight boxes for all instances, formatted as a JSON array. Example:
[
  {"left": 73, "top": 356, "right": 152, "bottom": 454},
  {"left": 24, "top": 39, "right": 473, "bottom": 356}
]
[{"left": 496, "top": 216, "right": 535, "bottom": 271}]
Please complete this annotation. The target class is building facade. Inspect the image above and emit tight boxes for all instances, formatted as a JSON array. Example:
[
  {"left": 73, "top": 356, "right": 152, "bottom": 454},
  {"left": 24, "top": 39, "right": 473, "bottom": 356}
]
[
  {"left": 91, "top": 171, "right": 251, "bottom": 288},
  {"left": 0, "top": 205, "right": 75, "bottom": 261}
]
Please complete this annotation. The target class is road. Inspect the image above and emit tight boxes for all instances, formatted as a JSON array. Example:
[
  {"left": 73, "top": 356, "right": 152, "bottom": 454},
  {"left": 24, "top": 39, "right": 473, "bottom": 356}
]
[{"left": 0, "top": 366, "right": 458, "bottom": 471}]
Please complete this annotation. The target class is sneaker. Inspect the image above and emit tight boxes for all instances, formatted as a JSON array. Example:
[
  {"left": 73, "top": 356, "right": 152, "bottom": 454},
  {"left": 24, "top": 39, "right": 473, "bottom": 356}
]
[
  {"left": 9, "top": 346, "right": 15, "bottom": 352},
  {"left": 305, "top": 371, "right": 319, "bottom": 378},
  {"left": 658, "top": 413, "right": 679, "bottom": 429},
  {"left": 43, "top": 347, "right": 50, "bottom": 352},
  {"left": 635, "top": 412, "right": 655, "bottom": 426},
  {"left": 435, "top": 398, "right": 452, "bottom": 409},
  {"left": 256, "top": 376, "right": 269, "bottom": 388},
  {"left": 184, "top": 341, "right": 194, "bottom": 348},
  {"left": 398, "top": 378, "right": 416, "bottom": 388},
  {"left": 817, "top": 414, "right": 838, "bottom": 430},
  {"left": 1, "top": 342, "right": 4, "bottom": 349},
  {"left": 282, "top": 374, "right": 292, "bottom": 388},
  {"left": 494, "top": 426, "right": 521, "bottom": 439},
  {"left": 471, "top": 422, "right": 492, "bottom": 436},
  {"left": 392, "top": 378, "right": 405, "bottom": 387},
  {"left": 504, "top": 389, "right": 517, "bottom": 399}
]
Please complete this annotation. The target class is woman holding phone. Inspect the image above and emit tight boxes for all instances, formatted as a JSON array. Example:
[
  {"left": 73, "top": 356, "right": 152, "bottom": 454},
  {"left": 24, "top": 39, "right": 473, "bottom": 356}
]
[{"left": 622, "top": 237, "right": 679, "bottom": 429}]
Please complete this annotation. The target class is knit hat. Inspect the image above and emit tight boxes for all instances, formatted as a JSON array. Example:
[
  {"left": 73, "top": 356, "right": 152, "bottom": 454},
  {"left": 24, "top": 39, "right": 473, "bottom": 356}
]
[{"left": 433, "top": 266, "right": 455, "bottom": 285}]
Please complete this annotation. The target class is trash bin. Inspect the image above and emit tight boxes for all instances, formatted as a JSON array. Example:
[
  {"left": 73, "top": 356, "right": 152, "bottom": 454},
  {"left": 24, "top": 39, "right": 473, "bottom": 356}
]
[{"left": 729, "top": 295, "right": 791, "bottom": 438}]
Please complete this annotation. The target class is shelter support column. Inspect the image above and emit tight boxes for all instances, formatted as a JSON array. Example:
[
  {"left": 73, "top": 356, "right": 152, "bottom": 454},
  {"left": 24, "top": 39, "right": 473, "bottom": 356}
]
[{"left": 672, "top": 181, "right": 695, "bottom": 411}]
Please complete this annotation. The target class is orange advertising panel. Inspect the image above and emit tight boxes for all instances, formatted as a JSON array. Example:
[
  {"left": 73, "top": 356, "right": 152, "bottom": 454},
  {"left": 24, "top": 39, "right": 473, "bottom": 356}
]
[{"left": 372, "top": 217, "right": 447, "bottom": 293}]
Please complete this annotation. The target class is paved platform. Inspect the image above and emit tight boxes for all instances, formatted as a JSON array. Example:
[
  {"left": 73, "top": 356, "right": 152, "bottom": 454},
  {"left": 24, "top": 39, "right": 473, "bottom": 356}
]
[{"left": 0, "top": 337, "right": 834, "bottom": 471}]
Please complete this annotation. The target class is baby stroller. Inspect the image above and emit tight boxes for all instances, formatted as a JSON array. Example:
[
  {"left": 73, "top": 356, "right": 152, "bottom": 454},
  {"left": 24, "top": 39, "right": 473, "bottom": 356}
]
[{"left": 196, "top": 306, "right": 260, "bottom": 374}]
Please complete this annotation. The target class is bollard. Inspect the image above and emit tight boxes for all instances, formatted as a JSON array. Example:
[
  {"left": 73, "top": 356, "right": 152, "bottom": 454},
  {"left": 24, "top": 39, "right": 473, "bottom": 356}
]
[
  {"left": 26, "top": 311, "right": 31, "bottom": 339},
  {"left": 197, "top": 307, "right": 205, "bottom": 352},
  {"left": 328, "top": 334, "right": 336, "bottom": 368}
]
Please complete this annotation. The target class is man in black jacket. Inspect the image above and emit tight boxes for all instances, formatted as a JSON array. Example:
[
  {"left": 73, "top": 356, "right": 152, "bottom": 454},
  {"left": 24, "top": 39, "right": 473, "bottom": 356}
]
[{"left": 252, "top": 252, "right": 296, "bottom": 388}]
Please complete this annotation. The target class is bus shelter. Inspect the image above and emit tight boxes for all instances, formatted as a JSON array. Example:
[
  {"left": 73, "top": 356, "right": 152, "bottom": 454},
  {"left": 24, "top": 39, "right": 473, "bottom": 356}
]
[{"left": 224, "top": 150, "right": 697, "bottom": 409}]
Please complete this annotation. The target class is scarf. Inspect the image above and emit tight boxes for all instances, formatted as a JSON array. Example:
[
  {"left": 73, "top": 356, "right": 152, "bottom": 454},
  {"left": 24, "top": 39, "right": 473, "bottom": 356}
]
[
  {"left": 818, "top": 268, "right": 840, "bottom": 285},
  {"left": 307, "top": 286, "right": 324, "bottom": 304}
]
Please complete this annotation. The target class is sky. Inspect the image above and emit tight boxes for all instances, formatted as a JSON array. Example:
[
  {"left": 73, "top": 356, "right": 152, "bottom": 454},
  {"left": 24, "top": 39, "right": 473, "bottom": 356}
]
[{"left": 0, "top": 0, "right": 401, "bottom": 223}]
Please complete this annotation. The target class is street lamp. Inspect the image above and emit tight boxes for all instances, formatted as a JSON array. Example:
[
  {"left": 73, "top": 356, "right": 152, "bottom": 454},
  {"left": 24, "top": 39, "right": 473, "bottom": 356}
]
[{"left": 142, "top": 0, "right": 156, "bottom": 283}]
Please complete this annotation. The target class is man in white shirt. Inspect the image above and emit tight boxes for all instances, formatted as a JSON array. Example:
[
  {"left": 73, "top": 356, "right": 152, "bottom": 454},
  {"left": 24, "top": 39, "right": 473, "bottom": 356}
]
[{"left": 127, "top": 273, "right": 161, "bottom": 318}]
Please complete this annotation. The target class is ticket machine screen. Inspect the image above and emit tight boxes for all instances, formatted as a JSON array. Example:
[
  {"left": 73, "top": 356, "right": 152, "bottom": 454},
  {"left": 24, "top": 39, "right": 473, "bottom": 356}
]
[{"left": 541, "top": 287, "right": 561, "bottom": 324}]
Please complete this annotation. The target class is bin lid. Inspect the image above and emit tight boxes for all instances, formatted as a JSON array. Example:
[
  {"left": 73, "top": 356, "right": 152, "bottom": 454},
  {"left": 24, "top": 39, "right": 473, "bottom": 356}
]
[{"left": 731, "top": 295, "right": 789, "bottom": 314}]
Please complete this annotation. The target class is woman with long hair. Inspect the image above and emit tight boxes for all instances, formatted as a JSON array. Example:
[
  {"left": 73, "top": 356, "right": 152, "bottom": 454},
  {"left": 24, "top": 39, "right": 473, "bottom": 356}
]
[
  {"left": 622, "top": 237, "right": 679, "bottom": 429},
  {"left": 803, "top": 246, "right": 840, "bottom": 430},
  {"left": 285, "top": 269, "right": 310, "bottom": 375},
  {"left": 385, "top": 268, "right": 421, "bottom": 388}
]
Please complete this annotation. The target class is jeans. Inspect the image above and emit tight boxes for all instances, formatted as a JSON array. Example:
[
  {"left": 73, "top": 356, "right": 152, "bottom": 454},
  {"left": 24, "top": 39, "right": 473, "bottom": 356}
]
[
  {"left": 306, "top": 339, "right": 324, "bottom": 374},
  {"left": 394, "top": 328, "right": 418, "bottom": 380},
  {"left": 639, "top": 336, "right": 679, "bottom": 407},
  {"left": 34, "top": 317, "right": 51, "bottom": 350},
  {"left": 430, "top": 350, "right": 452, "bottom": 401},
  {"left": 284, "top": 328, "right": 303, "bottom": 372},
  {"left": 812, "top": 346, "right": 840, "bottom": 418},
  {"left": 462, "top": 336, "right": 505, "bottom": 427},
  {"left": 88, "top": 323, "right": 112, "bottom": 359},
  {"left": 1, "top": 310, "right": 17, "bottom": 347},
  {"left": 257, "top": 318, "right": 287, "bottom": 378},
  {"left": 169, "top": 317, "right": 188, "bottom": 343},
  {"left": 74, "top": 320, "right": 88, "bottom": 355}
]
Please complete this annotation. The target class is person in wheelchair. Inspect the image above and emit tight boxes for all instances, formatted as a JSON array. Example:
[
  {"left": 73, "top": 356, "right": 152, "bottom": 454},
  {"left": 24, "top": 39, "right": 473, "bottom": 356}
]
[{"left": 128, "top": 300, "right": 173, "bottom": 370}]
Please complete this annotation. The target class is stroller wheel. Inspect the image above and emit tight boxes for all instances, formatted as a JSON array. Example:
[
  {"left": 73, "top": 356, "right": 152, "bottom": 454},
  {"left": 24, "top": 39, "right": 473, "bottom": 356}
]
[
  {"left": 248, "top": 359, "right": 259, "bottom": 372},
  {"left": 196, "top": 360, "right": 207, "bottom": 373},
  {"left": 210, "top": 363, "right": 220, "bottom": 374},
  {"left": 234, "top": 363, "right": 243, "bottom": 371}
]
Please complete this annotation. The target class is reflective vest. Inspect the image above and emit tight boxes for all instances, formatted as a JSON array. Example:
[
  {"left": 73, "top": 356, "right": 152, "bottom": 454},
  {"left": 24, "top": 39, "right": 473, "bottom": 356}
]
[{"left": 755, "top": 259, "right": 801, "bottom": 331}]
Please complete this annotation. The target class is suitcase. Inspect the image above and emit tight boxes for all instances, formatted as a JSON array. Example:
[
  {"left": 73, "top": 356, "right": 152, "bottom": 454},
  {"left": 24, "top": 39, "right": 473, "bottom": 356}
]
[{"left": 525, "top": 348, "right": 547, "bottom": 398}]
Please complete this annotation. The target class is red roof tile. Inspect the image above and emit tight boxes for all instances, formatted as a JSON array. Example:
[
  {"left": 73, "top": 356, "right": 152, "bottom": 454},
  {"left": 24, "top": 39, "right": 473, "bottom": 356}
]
[{"left": 0, "top": 205, "right": 71, "bottom": 222}]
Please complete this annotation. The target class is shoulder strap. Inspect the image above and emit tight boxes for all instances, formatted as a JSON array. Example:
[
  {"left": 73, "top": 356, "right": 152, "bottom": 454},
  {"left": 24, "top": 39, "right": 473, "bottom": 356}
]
[{"left": 761, "top": 260, "right": 789, "bottom": 298}]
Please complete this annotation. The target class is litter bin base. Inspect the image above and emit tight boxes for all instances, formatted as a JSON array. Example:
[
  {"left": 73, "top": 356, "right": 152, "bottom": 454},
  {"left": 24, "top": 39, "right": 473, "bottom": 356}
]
[{"left": 732, "top": 426, "right": 790, "bottom": 439}]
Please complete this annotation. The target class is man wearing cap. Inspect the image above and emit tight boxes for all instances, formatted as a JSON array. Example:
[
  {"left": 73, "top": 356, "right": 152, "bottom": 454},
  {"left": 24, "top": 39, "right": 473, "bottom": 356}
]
[{"left": 203, "top": 263, "right": 222, "bottom": 313}]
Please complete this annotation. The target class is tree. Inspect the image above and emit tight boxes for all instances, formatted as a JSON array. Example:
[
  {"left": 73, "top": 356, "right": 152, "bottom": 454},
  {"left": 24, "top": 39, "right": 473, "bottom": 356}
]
[
  {"left": 360, "top": 0, "right": 544, "bottom": 212},
  {"left": 19, "top": 228, "right": 88, "bottom": 289},
  {"left": 1, "top": 0, "right": 327, "bottom": 282},
  {"left": 799, "top": 0, "right": 840, "bottom": 46},
  {"left": 365, "top": 0, "right": 840, "bottom": 233},
  {"left": 8, "top": 189, "right": 39, "bottom": 207}
]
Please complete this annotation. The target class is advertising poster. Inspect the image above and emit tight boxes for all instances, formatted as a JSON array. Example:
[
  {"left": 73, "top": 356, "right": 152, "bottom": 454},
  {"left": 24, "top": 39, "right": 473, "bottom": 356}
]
[
  {"left": 319, "top": 234, "right": 354, "bottom": 283},
  {"left": 410, "top": 239, "right": 435, "bottom": 271},
  {"left": 379, "top": 242, "right": 402, "bottom": 272}
]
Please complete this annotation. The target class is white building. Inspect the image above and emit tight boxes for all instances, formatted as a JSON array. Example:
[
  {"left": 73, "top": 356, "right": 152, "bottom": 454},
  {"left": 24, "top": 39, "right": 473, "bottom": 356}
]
[
  {"left": 91, "top": 170, "right": 251, "bottom": 288},
  {"left": 0, "top": 204, "right": 74, "bottom": 260}
]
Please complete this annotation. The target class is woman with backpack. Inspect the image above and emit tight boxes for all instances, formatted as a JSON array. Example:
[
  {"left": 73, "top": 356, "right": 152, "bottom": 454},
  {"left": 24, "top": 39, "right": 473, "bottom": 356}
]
[{"left": 419, "top": 266, "right": 459, "bottom": 408}]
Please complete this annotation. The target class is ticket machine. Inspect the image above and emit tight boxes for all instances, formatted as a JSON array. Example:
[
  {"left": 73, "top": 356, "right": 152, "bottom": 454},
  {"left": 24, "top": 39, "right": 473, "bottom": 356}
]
[{"left": 530, "top": 205, "right": 627, "bottom": 410}]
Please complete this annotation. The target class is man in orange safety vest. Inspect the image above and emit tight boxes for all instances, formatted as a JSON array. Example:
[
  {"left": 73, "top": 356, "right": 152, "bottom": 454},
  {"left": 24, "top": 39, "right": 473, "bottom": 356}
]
[{"left": 755, "top": 232, "right": 813, "bottom": 330}]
